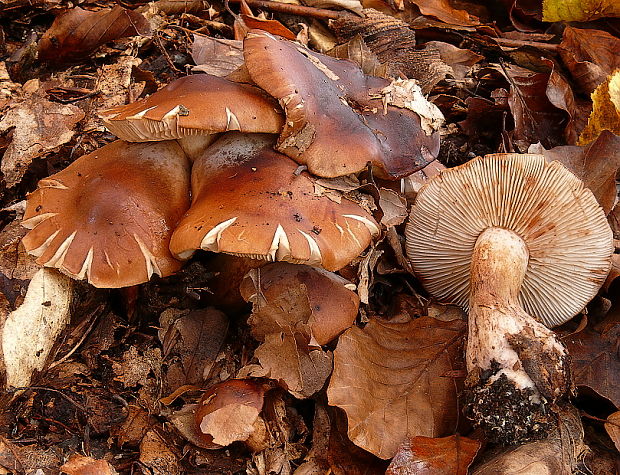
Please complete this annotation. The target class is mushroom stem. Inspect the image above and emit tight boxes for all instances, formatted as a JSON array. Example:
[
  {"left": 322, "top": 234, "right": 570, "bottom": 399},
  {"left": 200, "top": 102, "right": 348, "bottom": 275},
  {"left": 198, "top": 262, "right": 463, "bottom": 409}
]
[{"left": 467, "top": 227, "right": 569, "bottom": 400}]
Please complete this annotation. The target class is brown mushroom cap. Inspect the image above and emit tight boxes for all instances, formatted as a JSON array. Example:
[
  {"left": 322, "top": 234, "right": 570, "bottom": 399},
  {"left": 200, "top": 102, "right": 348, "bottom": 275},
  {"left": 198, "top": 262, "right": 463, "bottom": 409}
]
[
  {"left": 405, "top": 153, "right": 613, "bottom": 326},
  {"left": 240, "top": 262, "right": 359, "bottom": 346},
  {"left": 243, "top": 30, "right": 440, "bottom": 179},
  {"left": 169, "top": 132, "right": 380, "bottom": 271},
  {"left": 22, "top": 140, "right": 191, "bottom": 288},
  {"left": 100, "top": 74, "right": 284, "bottom": 142}
]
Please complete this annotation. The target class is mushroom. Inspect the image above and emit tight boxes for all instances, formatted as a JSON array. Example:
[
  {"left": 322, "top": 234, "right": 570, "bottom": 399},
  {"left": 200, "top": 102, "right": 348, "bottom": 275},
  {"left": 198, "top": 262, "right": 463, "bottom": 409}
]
[
  {"left": 405, "top": 153, "right": 613, "bottom": 441},
  {"left": 22, "top": 140, "right": 191, "bottom": 288},
  {"left": 243, "top": 30, "right": 441, "bottom": 179},
  {"left": 99, "top": 74, "right": 284, "bottom": 159},
  {"left": 169, "top": 132, "right": 380, "bottom": 270}
]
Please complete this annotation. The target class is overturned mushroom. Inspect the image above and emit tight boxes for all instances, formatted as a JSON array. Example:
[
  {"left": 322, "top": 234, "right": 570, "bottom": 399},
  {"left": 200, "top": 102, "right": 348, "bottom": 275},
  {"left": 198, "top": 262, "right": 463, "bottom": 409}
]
[
  {"left": 243, "top": 30, "right": 441, "bottom": 179},
  {"left": 405, "top": 153, "right": 613, "bottom": 442},
  {"left": 100, "top": 74, "right": 284, "bottom": 159},
  {"left": 22, "top": 140, "right": 191, "bottom": 288},
  {"left": 169, "top": 132, "right": 380, "bottom": 271}
]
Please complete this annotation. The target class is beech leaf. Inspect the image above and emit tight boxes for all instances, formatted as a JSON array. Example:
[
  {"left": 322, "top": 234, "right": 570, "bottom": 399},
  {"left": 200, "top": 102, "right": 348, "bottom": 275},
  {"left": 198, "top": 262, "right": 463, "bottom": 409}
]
[
  {"left": 605, "top": 411, "right": 620, "bottom": 453},
  {"left": 578, "top": 69, "right": 620, "bottom": 145},
  {"left": 327, "top": 315, "right": 466, "bottom": 459},
  {"left": 543, "top": 0, "right": 620, "bottom": 22},
  {"left": 387, "top": 435, "right": 481, "bottom": 475}
]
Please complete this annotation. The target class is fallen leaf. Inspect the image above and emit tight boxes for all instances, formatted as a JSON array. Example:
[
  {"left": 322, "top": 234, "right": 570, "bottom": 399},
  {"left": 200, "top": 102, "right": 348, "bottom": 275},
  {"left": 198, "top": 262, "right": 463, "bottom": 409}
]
[
  {"left": 329, "top": 34, "right": 388, "bottom": 78},
  {"left": 241, "top": 14, "right": 296, "bottom": 40},
  {"left": 0, "top": 219, "right": 39, "bottom": 305},
  {"left": 60, "top": 454, "right": 117, "bottom": 475},
  {"left": 423, "top": 41, "right": 482, "bottom": 80},
  {"left": 139, "top": 430, "right": 180, "bottom": 475},
  {"left": 472, "top": 407, "right": 586, "bottom": 474},
  {"left": 533, "top": 130, "right": 620, "bottom": 214},
  {"left": 409, "top": 0, "right": 480, "bottom": 26},
  {"left": 112, "top": 346, "right": 162, "bottom": 388},
  {"left": 378, "top": 188, "right": 408, "bottom": 228},
  {"left": 542, "top": 0, "right": 620, "bottom": 22},
  {"left": 501, "top": 63, "right": 573, "bottom": 148},
  {"left": 565, "top": 325, "right": 620, "bottom": 407},
  {"left": 578, "top": 69, "right": 620, "bottom": 145},
  {"left": 159, "top": 307, "right": 228, "bottom": 387},
  {"left": 0, "top": 80, "right": 84, "bottom": 188},
  {"left": 327, "top": 315, "right": 466, "bottom": 459},
  {"left": 559, "top": 27, "right": 620, "bottom": 94},
  {"left": 386, "top": 435, "right": 481, "bottom": 475},
  {"left": 304, "top": 0, "right": 363, "bottom": 15},
  {"left": 189, "top": 379, "right": 267, "bottom": 449},
  {"left": 191, "top": 35, "right": 244, "bottom": 77},
  {"left": 605, "top": 411, "right": 620, "bottom": 452},
  {"left": 241, "top": 262, "right": 359, "bottom": 346},
  {"left": 2, "top": 268, "right": 73, "bottom": 388},
  {"left": 111, "top": 405, "right": 155, "bottom": 447},
  {"left": 0, "top": 440, "right": 61, "bottom": 473},
  {"left": 38, "top": 6, "right": 150, "bottom": 63}
]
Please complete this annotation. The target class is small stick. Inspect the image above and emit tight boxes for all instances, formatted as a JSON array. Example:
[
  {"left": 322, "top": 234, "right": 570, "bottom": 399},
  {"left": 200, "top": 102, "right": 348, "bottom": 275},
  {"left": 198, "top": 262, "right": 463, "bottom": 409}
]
[
  {"left": 494, "top": 37, "right": 558, "bottom": 52},
  {"left": 227, "top": 0, "right": 343, "bottom": 20}
]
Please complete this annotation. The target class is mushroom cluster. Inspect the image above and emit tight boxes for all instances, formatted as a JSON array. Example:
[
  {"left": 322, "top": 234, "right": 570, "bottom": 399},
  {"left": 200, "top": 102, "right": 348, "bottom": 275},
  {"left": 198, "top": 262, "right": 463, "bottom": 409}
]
[
  {"left": 21, "top": 30, "right": 442, "bottom": 288},
  {"left": 405, "top": 153, "right": 613, "bottom": 441}
]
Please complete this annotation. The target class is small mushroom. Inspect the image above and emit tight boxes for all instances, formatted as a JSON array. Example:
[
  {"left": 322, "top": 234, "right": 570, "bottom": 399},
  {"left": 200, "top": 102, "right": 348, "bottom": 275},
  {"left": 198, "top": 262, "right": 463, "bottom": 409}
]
[
  {"left": 243, "top": 30, "right": 441, "bottom": 179},
  {"left": 100, "top": 74, "right": 284, "bottom": 159},
  {"left": 405, "top": 153, "right": 613, "bottom": 441},
  {"left": 169, "top": 132, "right": 380, "bottom": 270},
  {"left": 22, "top": 140, "right": 191, "bottom": 288}
]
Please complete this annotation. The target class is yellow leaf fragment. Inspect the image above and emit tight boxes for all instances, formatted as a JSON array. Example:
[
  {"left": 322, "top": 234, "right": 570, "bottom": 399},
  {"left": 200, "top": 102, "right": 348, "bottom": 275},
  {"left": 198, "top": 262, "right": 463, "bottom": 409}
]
[
  {"left": 543, "top": 0, "right": 620, "bottom": 22},
  {"left": 578, "top": 70, "right": 620, "bottom": 145}
]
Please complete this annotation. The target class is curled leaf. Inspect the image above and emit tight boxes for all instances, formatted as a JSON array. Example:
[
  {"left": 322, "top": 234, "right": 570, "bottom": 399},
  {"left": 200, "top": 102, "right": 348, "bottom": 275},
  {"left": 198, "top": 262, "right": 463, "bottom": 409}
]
[{"left": 578, "top": 69, "right": 620, "bottom": 145}]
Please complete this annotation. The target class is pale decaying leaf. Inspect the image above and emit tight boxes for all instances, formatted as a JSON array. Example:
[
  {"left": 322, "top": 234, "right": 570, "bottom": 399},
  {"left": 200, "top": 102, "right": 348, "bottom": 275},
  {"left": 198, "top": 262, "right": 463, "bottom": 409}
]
[
  {"left": 375, "top": 79, "right": 445, "bottom": 135},
  {"left": 60, "top": 454, "right": 118, "bottom": 475},
  {"left": 2, "top": 268, "right": 73, "bottom": 388},
  {"left": 543, "top": 0, "right": 620, "bottom": 22},
  {"left": 200, "top": 404, "right": 260, "bottom": 446},
  {"left": 304, "top": 0, "right": 362, "bottom": 15},
  {"left": 327, "top": 315, "right": 466, "bottom": 459},
  {"left": 378, "top": 188, "right": 408, "bottom": 228},
  {"left": 578, "top": 69, "right": 620, "bottom": 145},
  {"left": 112, "top": 346, "right": 162, "bottom": 388},
  {"left": 191, "top": 35, "right": 244, "bottom": 77},
  {"left": 0, "top": 80, "right": 84, "bottom": 188},
  {"left": 605, "top": 411, "right": 620, "bottom": 453},
  {"left": 139, "top": 430, "right": 181, "bottom": 475}
]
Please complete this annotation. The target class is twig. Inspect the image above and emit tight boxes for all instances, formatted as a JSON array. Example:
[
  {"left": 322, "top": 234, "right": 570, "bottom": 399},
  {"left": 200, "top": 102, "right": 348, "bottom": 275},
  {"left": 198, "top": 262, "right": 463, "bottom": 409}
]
[
  {"left": 494, "top": 37, "right": 559, "bottom": 52},
  {"left": 227, "top": 0, "right": 343, "bottom": 20}
]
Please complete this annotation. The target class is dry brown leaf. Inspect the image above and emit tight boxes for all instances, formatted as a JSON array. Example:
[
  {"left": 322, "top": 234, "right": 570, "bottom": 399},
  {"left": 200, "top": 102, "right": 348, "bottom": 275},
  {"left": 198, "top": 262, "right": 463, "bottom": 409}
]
[
  {"left": 409, "top": 0, "right": 480, "bottom": 26},
  {"left": 329, "top": 35, "right": 388, "bottom": 78},
  {"left": 559, "top": 27, "right": 620, "bottom": 94},
  {"left": 191, "top": 35, "right": 244, "bottom": 77},
  {"left": 0, "top": 219, "right": 39, "bottom": 289},
  {"left": 305, "top": 0, "right": 363, "bottom": 14},
  {"left": 194, "top": 379, "right": 266, "bottom": 448},
  {"left": 241, "top": 262, "right": 359, "bottom": 347},
  {"left": 605, "top": 411, "right": 620, "bottom": 453},
  {"left": 542, "top": 0, "right": 620, "bottom": 22},
  {"left": 38, "top": 6, "right": 150, "bottom": 63},
  {"left": 378, "top": 188, "right": 408, "bottom": 228},
  {"left": 159, "top": 307, "right": 228, "bottom": 387},
  {"left": 565, "top": 325, "right": 620, "bottom": 407},
  {"left": 387, "top": 435, "right": 481, "bottom": 475},
  {"left": 423, "top": 41, "right": 482, "bottom": 80},
  {"left": 60, "top": 454, "right": 117, "bottom": 475},
  {"left": 327, "top": 315, "right": 466, "bottom": 459},
  {"left": 0, "top": 80, "right": 84, "bottom": 188},
  {"left": 473, "top": 407, "right": 586, "bottom": 474},
  {"left": 501, "top": 63, "right": 574, "bottom": 148},
  {"left": 2, "top": 268, "right": 73, "bottom": 389},
  {"left": 533, "top": 131, "right": 620, "bottom": 214},
  {"left": 578, "top": 70, "right": 620, "bottom": 145},
  {"left": 111, "top": 405, "right": 155, "bottom": 447},
  {"left": 112, "top": 346, "right": 162, "bottom": 388},
  {"left": 139, "top": 430, "right": 180, "bottom": 475},
  {"left": 240, "top": 14, "right": 296, "bottom": 40}
]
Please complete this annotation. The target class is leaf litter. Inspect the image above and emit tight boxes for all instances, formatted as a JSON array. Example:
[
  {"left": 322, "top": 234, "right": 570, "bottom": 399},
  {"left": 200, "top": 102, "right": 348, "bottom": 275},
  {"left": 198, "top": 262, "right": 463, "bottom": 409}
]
[{"left": 0, "top": 0, "right": 619, "bottom": 472}]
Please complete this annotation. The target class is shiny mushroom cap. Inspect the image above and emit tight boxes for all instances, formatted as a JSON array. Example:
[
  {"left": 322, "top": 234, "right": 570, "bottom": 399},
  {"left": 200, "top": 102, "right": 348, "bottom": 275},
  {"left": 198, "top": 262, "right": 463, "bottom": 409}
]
[
  {"left": 243, "top": 30, "right": 440, "bottom": 180},
  {"left": 100, "top": 74, "right": 284, "bottom": 142},
  {"left": 22, "top": 140, "right": 191, "bottom": 288},
  {"left": 405, "top": 153, "right": 614, "bottom": 326},
  {"left": 169, "top": 132, "right": 380, "bottom": 271}
]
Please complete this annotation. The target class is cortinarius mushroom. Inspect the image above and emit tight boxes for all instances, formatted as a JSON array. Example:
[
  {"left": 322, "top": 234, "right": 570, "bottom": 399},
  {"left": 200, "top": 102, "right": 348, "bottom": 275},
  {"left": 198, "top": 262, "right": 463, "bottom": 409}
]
[
  {"left": 405, "top": 153, "right": 613, "bottom": 441},
  {"left": 243, "top": 30, "right": 441, "bottom": 179},
  {"left": 22, "top": 140, "right": 191, "bottom": 288},
  {"left": 169, "top": 132, "right": 380, "bottom": 270}
]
